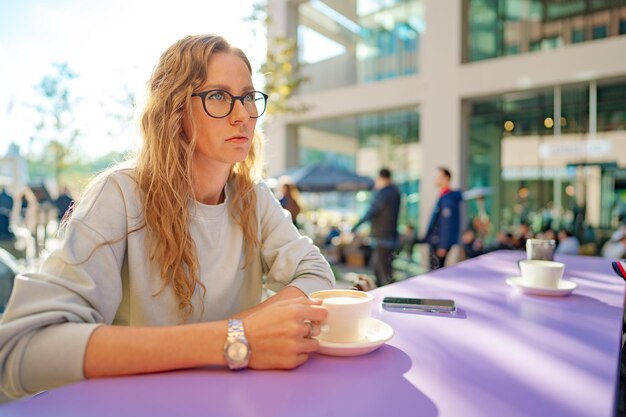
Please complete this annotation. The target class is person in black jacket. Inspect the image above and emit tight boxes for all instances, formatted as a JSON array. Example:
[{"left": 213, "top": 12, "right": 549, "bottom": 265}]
[
  {"left": 424, "top": 167, "right": 463, "bottom": 270},
  {"left": 55, "top": 186, "right": 74, "bottom": 222},
  {"left": 0, "top": 187, "right": 14, "bottom": 241},
  {"left": 352, "top": 168, "right": 401, "bottom": 286}
]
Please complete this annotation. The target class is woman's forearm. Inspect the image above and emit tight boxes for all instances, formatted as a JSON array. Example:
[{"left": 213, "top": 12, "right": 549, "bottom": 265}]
[
  {"left": 232, "top": 286, "right": 306, "bottom": 319},
  {"left": 83, "top": 321, "right": 228, "bottom": 378}
]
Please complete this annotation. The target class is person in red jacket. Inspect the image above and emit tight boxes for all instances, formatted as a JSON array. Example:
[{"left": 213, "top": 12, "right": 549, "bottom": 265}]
[{"left": 424, "top": 167, "right": 463, "bottom": 270}]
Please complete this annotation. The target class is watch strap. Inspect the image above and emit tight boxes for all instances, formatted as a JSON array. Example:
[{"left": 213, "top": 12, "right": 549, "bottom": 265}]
[
  {"left": 227, "top": 319, "right": 246, "bottom": 342},
  {"left": 224, "top": 319, "right": 250, "bottom": 370}
]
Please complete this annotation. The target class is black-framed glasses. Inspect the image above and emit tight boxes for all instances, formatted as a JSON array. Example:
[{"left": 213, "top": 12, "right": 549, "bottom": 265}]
[{"left": 191, "top": 90, "right": 268, "bottom": 119}]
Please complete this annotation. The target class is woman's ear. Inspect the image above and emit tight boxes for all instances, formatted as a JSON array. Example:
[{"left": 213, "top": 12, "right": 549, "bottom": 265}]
[{"left": 181, "top": 108, "right": 193, "bottom": 143}]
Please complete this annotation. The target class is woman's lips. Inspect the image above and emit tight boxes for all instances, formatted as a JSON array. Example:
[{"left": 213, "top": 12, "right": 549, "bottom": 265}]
[{"left": 226, "top": 136, "right": 249, "bottom": 144}]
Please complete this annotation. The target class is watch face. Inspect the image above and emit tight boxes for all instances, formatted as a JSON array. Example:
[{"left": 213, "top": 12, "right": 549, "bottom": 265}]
[{"left": 227, "top": 341, "right": 249, "bottom": 363}]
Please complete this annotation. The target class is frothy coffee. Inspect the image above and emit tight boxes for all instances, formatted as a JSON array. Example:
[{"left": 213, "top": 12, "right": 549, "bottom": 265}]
[{"left": 323, "top": 296, "right": 363, "bottom": 305}]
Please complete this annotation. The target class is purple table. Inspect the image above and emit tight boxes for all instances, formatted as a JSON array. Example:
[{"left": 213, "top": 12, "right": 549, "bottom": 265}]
[{"left": 2, "top": 251, "right": 624, "bottom": 417}]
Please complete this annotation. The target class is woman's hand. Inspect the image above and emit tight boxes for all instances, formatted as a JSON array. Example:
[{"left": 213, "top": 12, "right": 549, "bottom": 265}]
[
  {"left": 232, "top": 286, "right": 307, "bottom": 319},
  {"left": 243, "top": 297, "right": 327, "bottom": 370}
]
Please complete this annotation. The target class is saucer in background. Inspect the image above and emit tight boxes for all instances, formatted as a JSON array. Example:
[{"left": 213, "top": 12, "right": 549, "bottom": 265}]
[{"left": 506, "top": 276, "right": 578, "bottom": 297}]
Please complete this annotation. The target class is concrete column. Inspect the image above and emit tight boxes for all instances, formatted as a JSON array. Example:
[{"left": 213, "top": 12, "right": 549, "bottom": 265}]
[
  {"left": 585, "top": 165, "right": 602, "bottom": 227},
  {"left": 554, "top": 177, "right": 562, "bottom": 211},
  {"left": 554, "top": 85, "right": 561, "bottom": 137},
  {"left": 264, "top": 0, "right": 301, "bottom": 177},
  {"left": 589, "top": 80, "right": 597, "bottom": 138},
  {"left": 418, "top": 0, "right": 464, "bottom": 233},
  {"left": 490, "top": 132, "right": 503, "bottom": 231},
  {"left": 267, "top": 0, "right": 299, "bottom": 41}
]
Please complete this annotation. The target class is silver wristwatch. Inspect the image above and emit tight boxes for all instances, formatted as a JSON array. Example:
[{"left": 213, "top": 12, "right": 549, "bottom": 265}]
[{"left": 223, "top": 319, "right": 250, "bottom": 370}]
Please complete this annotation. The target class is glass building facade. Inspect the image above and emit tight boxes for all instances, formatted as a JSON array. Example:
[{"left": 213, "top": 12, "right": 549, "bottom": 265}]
[
  {"left": 297, "top": 0, "right": 424, "bottom": 92},
  {"left": 291, "top": 0, "right": 423, "bottom": 227},
  {"left": 465, "top": 0, "right": 626, "bottom": 62},
  {"left": 268, "top": 0, "right": 626, "bottom": 251},
  {"left": 468, "top": 80, "right": 626, "bottom": 239}
]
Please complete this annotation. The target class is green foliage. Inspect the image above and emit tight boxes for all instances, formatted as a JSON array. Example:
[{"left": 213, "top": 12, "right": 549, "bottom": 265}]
[
  {"left": 106, "top": 84, "right": 137, "bottom": 139},
  {"left": 262, "top": 37, "right": 310, "bottom": 116},
  {"left": 30, "top": 62, "right": 81, "bottom": 184},
  {"left": 28, "top": 62, "right": 135, "bottom": 189},
  {"left": 245, "top": 1, "right": 309, "bottom": 116},
  {"left": 28, "top": 150, "right": 129, "bottom": 193}
]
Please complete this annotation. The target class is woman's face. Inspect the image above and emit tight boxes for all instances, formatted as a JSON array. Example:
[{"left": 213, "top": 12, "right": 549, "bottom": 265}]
[{"left": 183, "top": 52, "right": 257, "bottom": 171}]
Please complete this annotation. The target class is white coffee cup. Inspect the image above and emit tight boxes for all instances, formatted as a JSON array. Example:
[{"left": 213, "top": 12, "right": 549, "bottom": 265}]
[
  {"left": 310, "top": 289, "right": 373, "bottom": 343},
  {"left": 519, "top": 259, "right": 565, "bottom": 288}
]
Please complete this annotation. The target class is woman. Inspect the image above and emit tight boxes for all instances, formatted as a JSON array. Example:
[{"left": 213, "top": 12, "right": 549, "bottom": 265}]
[
  {"left": 279, "top": 181, "right": 302, "bottom": 227},
  {"left": 0, "top": 34, "right": 334, "bottom": 400}
]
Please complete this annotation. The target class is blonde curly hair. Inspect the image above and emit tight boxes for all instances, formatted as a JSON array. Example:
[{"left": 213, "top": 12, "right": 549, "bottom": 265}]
[{"left": 137, "top": 34, "right": 263, "bottom": 320}]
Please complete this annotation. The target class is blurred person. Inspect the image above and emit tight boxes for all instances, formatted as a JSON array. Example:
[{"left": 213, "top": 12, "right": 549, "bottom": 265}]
[
  {"left": 55, "top": 186, "right": 74, "bottom": 222},
  {"left": 603, "top": 229, "right": 626, "bottom": 259},
  {"left": 513, "top": 222, "right": 532, "bottom": 250},
  {"left": 555, "top": 229, "right": 580, "bottom": 255},
  {"left": 399, "top": 224, "right": 417, "bottom": 260},
  {"left": 324, "top": 224, "right": 341, "bottom": 246},
  {"left": 541, "top": 203, "right": 554, "bottom": 231},
  {"left": 0, "top": 187, "right": 14, "bottom": 238},
  {"left": 278, "top": 180, "right": 301, "bottom": 227},
  {"left": 423, "top": 167, "right": 462, "bottom": 270},
  {"left": 461, "top": 228, "right": 483, "bottom": 259},
  {"left": 610, "top": 223, "right": 626, "bottom": 243},
  {"left": 0, "top": 187, "right": 13, "bottom": 214},
  {"left": 544, "top": 228, "right": 557, "bottom": 243},
  {"left": 19, "top": 195, "right": 28, "bottom": 222},
  {"left": 489, "top": 231, "right": 514, "bottom": 252},
  {"left": 470, "top": 195, "right": 491, "bottom": 240},
  {"left": 0, "top": 34, "right": 335, "bottom": 401},
  {"left": 352, "top": 168, "right": 401, "bottom": 286}
]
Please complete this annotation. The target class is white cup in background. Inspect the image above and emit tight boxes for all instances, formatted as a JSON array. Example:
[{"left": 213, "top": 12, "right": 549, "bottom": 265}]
[
  {"left": 519, "top": 259, "right": 565, "bottom": 288},
  {"left": 526, "top": 239, "right": 556, "bottom": 261},
  {"left": 309, "top": 289, "right": 373, "bottom": 343}
]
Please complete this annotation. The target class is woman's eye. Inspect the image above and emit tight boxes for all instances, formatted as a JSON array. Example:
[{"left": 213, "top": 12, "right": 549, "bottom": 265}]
[
  {"left": 243, "top": 93, "right": 255, "bottom": 103},
  {"left": 208, "top": 91, "right": 225, "bottom": 101}
]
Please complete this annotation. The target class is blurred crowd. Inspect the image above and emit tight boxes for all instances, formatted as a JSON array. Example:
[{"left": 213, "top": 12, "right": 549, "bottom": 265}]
[
  {"left": 0, "top": 185, "right": 74, "bottom": 262},
  {"left": 272, "top": 164, "right": 626, "bottom": 291},
  {"left": 459, "top": 218, "right": 626, "bottom": 261}
]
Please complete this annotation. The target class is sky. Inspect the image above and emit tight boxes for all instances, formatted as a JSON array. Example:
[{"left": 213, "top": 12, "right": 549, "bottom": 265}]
[{"left": 0, "top": 0, "right": 266, "bottom": 159}]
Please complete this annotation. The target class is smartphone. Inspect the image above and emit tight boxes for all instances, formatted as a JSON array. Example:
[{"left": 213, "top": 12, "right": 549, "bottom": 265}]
[{"left": 381, "top": 297, "right": 457, "bottom": 314}]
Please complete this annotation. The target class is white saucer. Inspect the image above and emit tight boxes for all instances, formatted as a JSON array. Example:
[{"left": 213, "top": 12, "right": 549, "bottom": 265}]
[
  {"left": 316, "top": 317, "right": 394, "bottom": 357},
  {"left": 506, "top": 277, "right": 578, "bottom": 297}
]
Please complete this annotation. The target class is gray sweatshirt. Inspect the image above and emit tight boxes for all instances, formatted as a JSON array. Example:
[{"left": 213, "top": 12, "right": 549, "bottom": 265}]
[{"left": 0, "top": 167, "right": 335, "bottom": 400}]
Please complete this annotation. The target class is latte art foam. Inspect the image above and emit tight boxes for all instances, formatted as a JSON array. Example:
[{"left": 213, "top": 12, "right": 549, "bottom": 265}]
[{"left": 323, "top": 296, "right": 365, "bottom": 305}]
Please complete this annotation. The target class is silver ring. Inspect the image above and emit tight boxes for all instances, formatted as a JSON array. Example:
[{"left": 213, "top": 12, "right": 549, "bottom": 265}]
[{"left": 305, "top": 321, "right": 314, "bottom": 338}]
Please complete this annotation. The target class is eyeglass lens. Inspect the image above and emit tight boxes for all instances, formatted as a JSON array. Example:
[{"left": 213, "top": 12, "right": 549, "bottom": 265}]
[{"left": 204, "top": 90, "right": 266, "bottom": 118}]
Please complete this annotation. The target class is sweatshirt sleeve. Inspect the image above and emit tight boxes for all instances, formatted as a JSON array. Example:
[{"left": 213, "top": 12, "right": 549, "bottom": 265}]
[
  {"left": 0, "top": 172, "right": 131, "bottom": 400},
  {"left": 256, "top": 182, "right": 335, "bottom": 295}
]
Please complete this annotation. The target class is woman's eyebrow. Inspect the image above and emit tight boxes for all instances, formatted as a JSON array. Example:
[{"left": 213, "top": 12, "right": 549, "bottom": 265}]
[{"left": 202, "top": 84, "right": 255, "bottom": 93}]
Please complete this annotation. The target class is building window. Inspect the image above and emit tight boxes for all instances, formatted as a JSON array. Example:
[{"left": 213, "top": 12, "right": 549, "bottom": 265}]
[
  {"left": 467, "top": 87, "right": 591, "bottom": 232},
  {"left": 297, "top": 0, "right": 423, "bottom": 91},
  {"left": 598, "top": 82, "right": 626, "bottom": 132},
  {"left": 357, "top": 2, "right": 422, "bottom": 84},
  {"left": 464, "top": 0, "right": 626, "bottom": 63},
  {"left": 592, "top": 25, "right": 608, "bottom": 39},
  {"left": 571, "top": 28, "right": 585, "bottom": 43}
]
